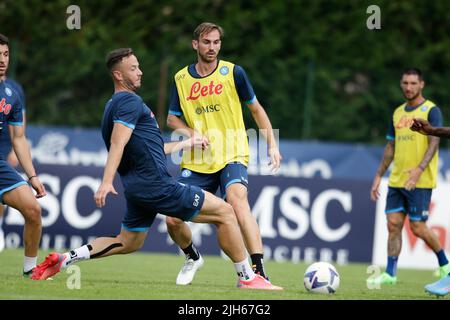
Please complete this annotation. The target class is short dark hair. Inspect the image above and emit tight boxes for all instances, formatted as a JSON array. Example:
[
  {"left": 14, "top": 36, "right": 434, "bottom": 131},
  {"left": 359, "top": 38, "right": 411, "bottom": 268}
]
[
  {"left": 193, "top": 22, "right": 224, "bottom": 40},
  {"left": 0, "top": 33, "right": 9, "bottom": 46},
  {"left": 402, "top": 68, "right": 423, "bottom": 81},
  {"left": 106, "top": 48, "right": 134, "bottom": 71}
]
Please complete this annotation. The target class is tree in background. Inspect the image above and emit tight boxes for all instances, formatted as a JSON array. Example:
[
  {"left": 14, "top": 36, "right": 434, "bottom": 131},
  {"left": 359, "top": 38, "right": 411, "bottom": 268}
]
[{"left": 1, "top": 0, "right": 449, "bottom": 145}]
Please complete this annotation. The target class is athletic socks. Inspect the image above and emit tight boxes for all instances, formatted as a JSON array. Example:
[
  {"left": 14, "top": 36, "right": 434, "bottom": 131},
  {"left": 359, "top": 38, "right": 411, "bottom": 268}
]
[
  {"left": 386, "top": 256, "right": 398, "bottom": 277},
  {"left": 436, "top": 249, "right": 449, "bottom": 267},
  {"left": 250, "top": 253, "right": 268, "bottom": 279},
  {"left": 234, "top": 259, "right": 256, "bottom": 281},
  {"left": 61, "top": 245, "right": 91, "bottom": 268},
  {"left": 23, "top": 256, "right": 37, "bottom": 273},
  {"left": 182, "top": 242, "right": 200, "bottom": 261}
]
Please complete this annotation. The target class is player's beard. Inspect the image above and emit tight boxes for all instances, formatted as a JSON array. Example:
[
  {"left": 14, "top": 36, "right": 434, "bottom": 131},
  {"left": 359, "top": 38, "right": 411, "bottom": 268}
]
[
  {"left": 123, "top": 77, "right": 141, "bottom": 92},
  {"left": 198, "top": 50, "right": 217, "bottom": 63},
  {"left": 403, "top": 90, "right": 420, "bottom": 102}
]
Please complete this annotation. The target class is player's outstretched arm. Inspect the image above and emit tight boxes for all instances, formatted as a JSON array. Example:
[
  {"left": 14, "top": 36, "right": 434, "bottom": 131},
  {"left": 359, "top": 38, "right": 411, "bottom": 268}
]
[
  {"left": 164, "top": 135, "right": 207, "bottom": 155},
  {"left": 411, "top": 118, "right": 450, "bottom": 138},
  {"left": 94, "top": 123, "right": 132, "bottom": 207}
]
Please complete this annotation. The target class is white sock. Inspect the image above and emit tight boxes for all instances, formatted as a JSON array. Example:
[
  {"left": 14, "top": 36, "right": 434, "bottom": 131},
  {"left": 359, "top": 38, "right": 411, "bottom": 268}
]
[
  {"left": 24, "top": 256, "right": 37, "bottom": 273},
  {"left": 234, "top": 258, "right": 256, "bottom": 281},
  {"left": 62, "top": 245, "right": 91, "bottom": 269}
]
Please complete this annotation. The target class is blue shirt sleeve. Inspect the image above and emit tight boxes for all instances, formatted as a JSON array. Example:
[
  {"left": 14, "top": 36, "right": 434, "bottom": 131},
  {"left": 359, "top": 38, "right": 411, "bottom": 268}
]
[
  {"left": 16, "top": 83, "right": 26, "bottom": 112},
  {"left": 428, "top": 106, "right": 443, "bottom": 127},
  {"left": 386, "top": 119, "right": 395, "bottom": 140},
  {"left": 7, "top": 95, "right": 24, "bottom": 126},
  {"left": 233, "top": 65, "right": 256, "bottom": 105},
  {"left": 113, "top": 94, "right": 141, "bottom": 129},
  {"left": 168, "top": 82, "right": 182, "bottom": 117}
]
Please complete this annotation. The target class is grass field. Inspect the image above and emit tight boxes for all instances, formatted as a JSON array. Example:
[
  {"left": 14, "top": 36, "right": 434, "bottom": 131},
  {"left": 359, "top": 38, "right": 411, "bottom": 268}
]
[{"left": 0, "top": 248, "right": 446, "bottom": 300}]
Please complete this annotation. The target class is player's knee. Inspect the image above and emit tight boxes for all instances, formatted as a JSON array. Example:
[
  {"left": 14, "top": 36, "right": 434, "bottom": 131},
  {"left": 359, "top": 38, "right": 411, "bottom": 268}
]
[
  {"left": 387, "top": 218, "right": 403, "bottom": 232},
  {"left": 122, "top": 238, "right": 144, "bottom": 253},
  {"left": 410, "top": 222, "right": 424, "bottom": 237},
  {"left": 23, "top": 202, "right": 42, "bottom": 226},
  {"left": 218, "top": 202, "right": 237, "bottom": 225},
  {"left": 226, "top": 191, "right": 246, "bottom": 207},
  {"left": 166, "top": 216, "right": 184, "bottom": 230}
]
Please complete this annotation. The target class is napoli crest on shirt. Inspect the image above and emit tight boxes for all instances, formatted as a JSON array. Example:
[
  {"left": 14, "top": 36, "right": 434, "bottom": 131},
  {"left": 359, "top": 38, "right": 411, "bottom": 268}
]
[
  {"left": 181, "top": 169, "right": 192, "bottom": 178},
  {"left": 219, "top": 66, "right": 229, "bottom": 76},
  {"left": 5, "top": 87, "right": 12, "bottom": 97},
  {"left": 421, "top": 106, "right": 428, "bottom": 112}
]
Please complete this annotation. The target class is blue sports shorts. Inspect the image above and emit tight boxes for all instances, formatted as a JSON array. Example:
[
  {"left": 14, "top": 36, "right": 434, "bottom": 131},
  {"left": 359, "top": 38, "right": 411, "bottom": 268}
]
[
  {"left": 177, "top": 162, "right": 248, "bottom": 200},
  {"left": 121, "top": 182, "right": 205, "bottom": 232},
  {"left": 0, "top": 160, "right": 27, "bottom": 204},
  {"left": 385, "top": 187, "right": 432, "bottom": 222}
]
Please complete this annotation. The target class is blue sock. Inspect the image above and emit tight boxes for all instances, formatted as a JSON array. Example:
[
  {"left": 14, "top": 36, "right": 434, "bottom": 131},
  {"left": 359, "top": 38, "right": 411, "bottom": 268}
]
[
  {"left": 436, "top": 250, "right": 449, "bottom": 267},
  {"left": 386, "top": 256, "right": 398, "bottom": 277}
]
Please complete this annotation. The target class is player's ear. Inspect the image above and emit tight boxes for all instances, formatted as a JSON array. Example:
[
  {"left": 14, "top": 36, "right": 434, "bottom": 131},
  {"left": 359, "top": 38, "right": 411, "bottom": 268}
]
[
  {"left": 420, "top": 80, "right": 425, "bottom": 89},
  {"left": 192, "top": 39, "right": 198, "bottom": 50},
  {"left": 112, "top": 69, "right": 122, "bottom": 82}
]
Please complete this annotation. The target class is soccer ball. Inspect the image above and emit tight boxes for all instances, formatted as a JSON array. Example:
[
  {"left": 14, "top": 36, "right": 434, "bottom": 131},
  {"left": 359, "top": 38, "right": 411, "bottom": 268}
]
[{"left": 303, "top": 262, "right": 340, "bottom": 294}]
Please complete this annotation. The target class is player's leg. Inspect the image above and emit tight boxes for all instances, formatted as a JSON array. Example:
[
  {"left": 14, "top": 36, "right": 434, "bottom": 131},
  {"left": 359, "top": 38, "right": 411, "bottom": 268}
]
[
  {"left": 166, "top": 217, "right": 192, "bottom": 250},
  {"left": 191, "top": 190, "right": 282, "bottom": 290},
  {"left": 166, "top": 169, "right": 218, "bottom": 285},
  {"left": 2, "top": 184, "right": 42, "bottom": 275},
  {"left": 32, "top": 200, "right": 153, "bottom": 280},
  {"left": 226, "top": 183, "right": 267, "bottom": 271},
  {"left": 31, "top": 229, "right": 148, "bottom": 280},
  {"left": 220, "top": 163, "right": 268, "bottom": 279},
  {"left": 367, "top": 187, "right": 405, "bottom": 285},
  {"left": 408, "top": 189, "right": 449, "bottom": 278},
  {"left": 386, "top": 211, "right": 405, "bottom": 272},
  {"left": 166, "top": 216, "right": 201, "bottom": 264},
  {"left": 166, "top": 216, "right": 204, "bottom": 285}
]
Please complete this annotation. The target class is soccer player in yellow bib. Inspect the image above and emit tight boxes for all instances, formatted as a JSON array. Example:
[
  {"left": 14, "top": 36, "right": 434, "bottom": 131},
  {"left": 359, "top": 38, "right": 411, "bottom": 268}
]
[
  {"left": 165, "top": 22, "right": 282, "bottom": 287},
  {"left": 369, "top": 68, "right": 449, "bottom": 286}
]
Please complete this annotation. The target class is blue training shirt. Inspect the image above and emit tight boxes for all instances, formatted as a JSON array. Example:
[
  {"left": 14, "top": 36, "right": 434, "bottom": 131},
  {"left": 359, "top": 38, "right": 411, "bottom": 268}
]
[
  {"left": 168, "top": 62, "right": 256, "bottom": 116},
  {"left": 101, "top": 91, "right": 177, "bottom": 197},
  {"left": 0, "top": 79, "right": 26, "bottom": 158},
  {"left": 0, "top": 80, "right": 24, "bottom": 160}
]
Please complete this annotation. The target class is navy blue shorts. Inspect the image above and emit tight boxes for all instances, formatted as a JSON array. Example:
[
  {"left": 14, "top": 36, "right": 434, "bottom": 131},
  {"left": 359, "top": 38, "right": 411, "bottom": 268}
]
[
  {"left": 178, "top": 162, "right": 248, "bottom": 199},
  {"left": 121, "top": 182, "right": 205, "bottom": 232},
  {"left": 385, "top": 187, "right": 432, "bottom": 221},
  {"left": 0, "top": 160, "right": 28, "bottom": 204}
]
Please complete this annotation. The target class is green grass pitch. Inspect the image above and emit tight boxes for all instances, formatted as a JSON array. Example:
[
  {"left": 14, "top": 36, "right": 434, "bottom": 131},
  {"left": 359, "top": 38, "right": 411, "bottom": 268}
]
[{"left": 0, "top": 248, "right": 445, "bottom": 300}]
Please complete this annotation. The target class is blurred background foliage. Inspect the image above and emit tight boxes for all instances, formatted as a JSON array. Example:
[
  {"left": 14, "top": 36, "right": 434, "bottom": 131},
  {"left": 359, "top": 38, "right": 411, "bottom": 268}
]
[{"left": 1, "top": 0, "right": 449, "bottom": 146}]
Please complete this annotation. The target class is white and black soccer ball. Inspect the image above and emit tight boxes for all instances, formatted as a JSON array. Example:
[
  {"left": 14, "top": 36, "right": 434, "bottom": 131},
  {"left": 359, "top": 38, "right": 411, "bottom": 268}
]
[{"left": 303, "top": 262, "right": 340, "bottom": 294}]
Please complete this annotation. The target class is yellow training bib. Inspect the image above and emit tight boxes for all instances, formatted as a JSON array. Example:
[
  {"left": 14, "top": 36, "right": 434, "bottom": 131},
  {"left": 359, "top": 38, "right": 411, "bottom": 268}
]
[
  {"left": 174, "top": 60, "right": 249, "bottom": 173},
  {"left": 388, "top": 100, "right": 438, "bottom": 188}
]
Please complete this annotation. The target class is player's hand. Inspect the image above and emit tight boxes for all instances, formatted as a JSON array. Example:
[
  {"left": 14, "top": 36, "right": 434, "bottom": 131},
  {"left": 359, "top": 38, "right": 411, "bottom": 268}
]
[
  {"left": 404, "top": 167, "right": 423, "bottom": 191},
  {"left": 268, "top": 146, "right": 282, "bottom": 173},
  {"left": 370, "top": 175, "right": 381, "bottom": 201},
  {"left": 94, "top": 182, "right": 118, "bottom": 208},
  {"left": 189, "top": 135, "right": 209, "bottom": 150},
  {"left": 29, "top": 176, "right": 46, "bottom": 198},
  {"left": 410, "top": 118, "right": 432, "bottom": 135}
]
